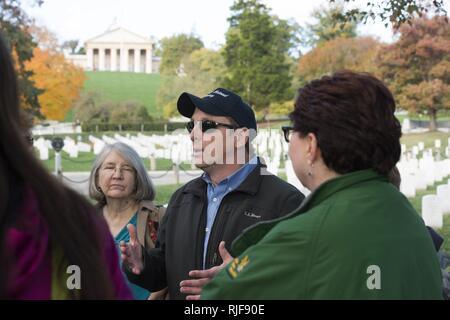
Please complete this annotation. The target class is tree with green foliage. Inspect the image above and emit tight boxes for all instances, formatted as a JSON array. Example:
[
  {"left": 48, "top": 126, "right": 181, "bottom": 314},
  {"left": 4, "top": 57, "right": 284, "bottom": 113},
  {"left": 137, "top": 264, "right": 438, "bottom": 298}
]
[
  {"left": 73, "top": 93, "right": 152, "bottom": 124},
  {"left": 377, "top": 15, "right": 450, "bottom": 131},
  {"left": 0, "top": 0, "right": 43, "bottom": 119},
  {"left": 222, "top": 0, "right": 295, "bottom": 115},
  {"left": 303, "top": 5, "right": 358, "bottom": 48},
  {"left": 157, "top": 48, "right": 225, "bottom": 118},
  {"left": 159, "top": 34, "right": 203, "bottom": 75},
  {"left": 268, "top": 100, "right": 293, "bottom": 117},
  {"left": 110, "top": 101, "right": 152, "bottom": 124},
  {"left": 73, "top": 92, "right": 110, "bottom": 123},
  {"left": 329, "top": 0, "right": 447, "bottom": 28}
]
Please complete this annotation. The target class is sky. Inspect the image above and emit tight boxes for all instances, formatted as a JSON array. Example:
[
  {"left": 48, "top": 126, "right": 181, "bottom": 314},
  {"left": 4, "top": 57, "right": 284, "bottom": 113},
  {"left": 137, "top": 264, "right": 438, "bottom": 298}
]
[{"left": 22, "top": 0, "right": 429, "bottom": 51}]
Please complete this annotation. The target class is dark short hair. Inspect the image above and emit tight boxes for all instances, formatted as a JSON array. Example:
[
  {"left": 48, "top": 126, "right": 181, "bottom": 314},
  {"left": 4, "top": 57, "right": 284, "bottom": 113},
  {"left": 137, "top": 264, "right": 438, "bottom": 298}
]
[{"left": 290, "top": 71, "right": 401, "bottom": 175}]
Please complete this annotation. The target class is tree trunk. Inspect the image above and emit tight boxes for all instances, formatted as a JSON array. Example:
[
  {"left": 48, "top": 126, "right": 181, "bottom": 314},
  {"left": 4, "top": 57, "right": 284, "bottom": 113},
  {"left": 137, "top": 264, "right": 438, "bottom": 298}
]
[{"left": 429, "top": 109, "right": 437, "bottom": 131}]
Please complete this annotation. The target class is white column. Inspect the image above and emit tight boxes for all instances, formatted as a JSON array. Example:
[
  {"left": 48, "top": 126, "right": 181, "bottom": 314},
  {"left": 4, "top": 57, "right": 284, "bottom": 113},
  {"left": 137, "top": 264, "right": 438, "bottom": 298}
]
[
  {"left": 111, "top": 48, "right": 117, "bottom": 72},
  {"left": 134, "top": 48, "right": 140, "bottom": 73},
  {"left": 145, "top": 47, "right": 152, "bottom": 74},
  {"left": 99, "top": 48, "right": 105, "bottom": 71},
  {"left": 86, "top": 47, "right": 94, "bottom": 71},
  {"left": 120, "top": 47, "right": 128, "bottom": 72}
]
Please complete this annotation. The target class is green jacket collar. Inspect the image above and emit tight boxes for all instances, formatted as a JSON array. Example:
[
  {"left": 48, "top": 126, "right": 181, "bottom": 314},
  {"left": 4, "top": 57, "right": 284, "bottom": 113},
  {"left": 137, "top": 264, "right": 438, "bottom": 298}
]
[{"left": 231, "top": 169, "right": 387, "bottom": 256}]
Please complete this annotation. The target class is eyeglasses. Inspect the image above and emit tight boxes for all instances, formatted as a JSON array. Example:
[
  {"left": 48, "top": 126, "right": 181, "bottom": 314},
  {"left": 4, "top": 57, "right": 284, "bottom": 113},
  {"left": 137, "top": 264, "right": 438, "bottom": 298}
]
[
  {"left": 186, "top": 120, "right": 238, "bottom": 133},
  {"left": 281, "top": 126, "right": 294, "bottom": 143},
  {"left": 101, "top": 164, "right": 135, "bottom": 175}
]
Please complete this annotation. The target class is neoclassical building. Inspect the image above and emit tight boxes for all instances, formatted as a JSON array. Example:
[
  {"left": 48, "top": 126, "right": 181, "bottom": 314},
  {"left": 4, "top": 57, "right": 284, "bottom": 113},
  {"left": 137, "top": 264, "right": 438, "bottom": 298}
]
[{"left": 66, "top": 27, "right": 160, "bottom": 74}]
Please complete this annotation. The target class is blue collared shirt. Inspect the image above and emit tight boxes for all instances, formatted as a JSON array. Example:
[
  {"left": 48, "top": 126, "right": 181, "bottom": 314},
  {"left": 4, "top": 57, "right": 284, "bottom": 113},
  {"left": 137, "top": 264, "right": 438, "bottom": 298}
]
[{"left": 201, "top": 156, "right": 258, "bottom": 269}]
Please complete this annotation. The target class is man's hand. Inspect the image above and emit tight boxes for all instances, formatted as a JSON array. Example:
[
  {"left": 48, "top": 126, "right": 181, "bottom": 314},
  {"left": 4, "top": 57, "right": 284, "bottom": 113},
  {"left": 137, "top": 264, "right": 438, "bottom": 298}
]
[
  {"left": 180, "top": 241, "right": 233, "bottom": 300},
  {"left": 119, "top": 224, "right": 144, "bottom": 275}
]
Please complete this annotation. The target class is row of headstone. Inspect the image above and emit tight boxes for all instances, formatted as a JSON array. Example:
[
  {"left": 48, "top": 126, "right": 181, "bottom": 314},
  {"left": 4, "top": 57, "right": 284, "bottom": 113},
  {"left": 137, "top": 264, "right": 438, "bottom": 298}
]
[
  {"left": 113, "top": 134, "right": 150, "bottom": 158},
  {"left": 398, "top": 138, "right": 450, "bottom": 198},
  {"left": 35, "top": 129, "right": 289, "bottom": 172},
  {"left": 399, "top": 158, "right": 450, "bottom": 197},
  {"left": 34, "top": 136, "right": 92, "bottom": 160}
]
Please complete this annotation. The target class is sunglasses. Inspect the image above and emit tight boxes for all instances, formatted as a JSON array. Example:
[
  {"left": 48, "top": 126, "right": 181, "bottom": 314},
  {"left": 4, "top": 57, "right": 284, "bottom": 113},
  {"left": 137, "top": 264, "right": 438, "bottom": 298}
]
[
  {"left": 186, "top": 120, "right": 238, "bottom": 133},
  {"left": 281, "top": 126, "right": 294, "bottom": 143}
]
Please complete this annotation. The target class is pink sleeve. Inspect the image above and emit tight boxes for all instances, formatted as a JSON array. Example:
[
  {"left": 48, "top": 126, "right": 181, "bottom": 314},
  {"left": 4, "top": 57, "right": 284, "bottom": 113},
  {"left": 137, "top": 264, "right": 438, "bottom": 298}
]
[
  {"left": 93, "top": 212, "right": 133, "bottom": 300},
  {"left": 104, "top": 232, "right": 133, "bottom": 300}
]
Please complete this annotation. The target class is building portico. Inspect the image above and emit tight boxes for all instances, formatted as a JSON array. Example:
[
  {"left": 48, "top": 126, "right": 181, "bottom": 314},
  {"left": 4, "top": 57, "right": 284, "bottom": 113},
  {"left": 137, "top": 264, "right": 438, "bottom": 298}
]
[{"left": 85, "top": 27, "right": 154, "bottom": 74}]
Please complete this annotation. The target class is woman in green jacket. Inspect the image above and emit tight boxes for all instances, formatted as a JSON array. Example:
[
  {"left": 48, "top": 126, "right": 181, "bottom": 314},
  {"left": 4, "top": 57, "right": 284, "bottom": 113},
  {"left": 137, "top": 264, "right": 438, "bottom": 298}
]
[{"left": 201, "top": 71, "right": 443, "bottom": 299}]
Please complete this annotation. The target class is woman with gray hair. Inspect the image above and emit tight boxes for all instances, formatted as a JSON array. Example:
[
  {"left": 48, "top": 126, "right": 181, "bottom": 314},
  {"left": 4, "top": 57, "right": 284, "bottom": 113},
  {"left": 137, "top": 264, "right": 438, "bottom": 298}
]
[{"left": 89, "top": 142, "right": 164, "bottom": 299}]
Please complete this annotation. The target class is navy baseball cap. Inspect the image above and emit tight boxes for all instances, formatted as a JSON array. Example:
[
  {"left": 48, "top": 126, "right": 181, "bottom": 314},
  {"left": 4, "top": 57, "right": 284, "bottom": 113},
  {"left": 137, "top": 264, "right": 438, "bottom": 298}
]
[{"left": 177, "top": 88, "right": 257, "bottom": 131}]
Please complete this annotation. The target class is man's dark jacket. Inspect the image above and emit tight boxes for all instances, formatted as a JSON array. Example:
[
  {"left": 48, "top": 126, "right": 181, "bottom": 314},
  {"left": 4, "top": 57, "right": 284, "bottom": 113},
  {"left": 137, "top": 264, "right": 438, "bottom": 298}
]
[{"left": 125, "top": 161, "right": 304, "bottom": 299}]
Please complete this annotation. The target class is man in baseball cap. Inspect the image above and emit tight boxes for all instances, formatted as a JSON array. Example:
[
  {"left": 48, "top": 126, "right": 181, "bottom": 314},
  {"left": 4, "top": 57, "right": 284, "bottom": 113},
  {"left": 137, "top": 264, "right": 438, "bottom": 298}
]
[{"left": 121, "top": 88, "right": 304, "bottom": 300}]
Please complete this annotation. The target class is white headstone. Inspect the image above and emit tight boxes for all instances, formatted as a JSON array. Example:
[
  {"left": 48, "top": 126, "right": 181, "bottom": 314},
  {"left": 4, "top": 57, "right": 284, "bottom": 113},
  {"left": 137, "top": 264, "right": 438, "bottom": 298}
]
[
  {"left": 421, "top": 194, "right": 443, "bottom": 229},
  {"left": 400, "top": 174, "right": 416, "bottom": 198},
  {"left": 94, "top": 143, "right": 103, "bottom": 154},
  {"left": 418, "top": 142, "right": 425, "bottom": 151},
  {"left": 415, "top": 169, "right": 428, "bottom": 191},
  {"left": 38, "top": 145, "right": 49, "bottom": 160},
  {"left": 435, "top": 139, "right": 441, "bottom": 149},
  {"left": 412, "top": 146, "right": 419, "bottom": 157},
  {"left": 77, "top": 142, "right": 91, "bottom": 153},
  {"left": 436, "top": 184, "right": 450, "bottom": 214},
  {"left": 402, "top": 118, "right": 411, "bottom": 133},
  {"left": 433, "top": 161, "right": 444, "bottom": 182}
]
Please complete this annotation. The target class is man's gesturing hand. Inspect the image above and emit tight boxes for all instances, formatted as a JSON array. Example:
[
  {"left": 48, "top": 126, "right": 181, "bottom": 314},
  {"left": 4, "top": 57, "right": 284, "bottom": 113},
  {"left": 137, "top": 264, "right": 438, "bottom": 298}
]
[
  {"left": 180, "top": 241, "right": 233, "bottom": 300},
  {"left": 119, "top": 224, "right": 144, "bottom": 275}
]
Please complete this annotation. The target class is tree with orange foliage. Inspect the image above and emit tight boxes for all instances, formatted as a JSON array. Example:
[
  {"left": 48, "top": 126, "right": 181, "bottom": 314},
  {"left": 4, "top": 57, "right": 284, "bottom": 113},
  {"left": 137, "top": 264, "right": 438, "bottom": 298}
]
[
  {"left": 297, "top": 36, "right": 381, "bottom": 85},
  {"left": 377, "top": 16, "right": 450, "bottom": 131},
  {"left": 25, "top": 47, "right": 86, "bottom": 120}
]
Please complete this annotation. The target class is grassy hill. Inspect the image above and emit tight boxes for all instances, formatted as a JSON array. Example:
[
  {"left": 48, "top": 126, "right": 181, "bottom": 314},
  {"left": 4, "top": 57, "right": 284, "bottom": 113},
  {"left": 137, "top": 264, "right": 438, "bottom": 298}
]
[{"left": 68, "top": 72, "right": 162, "bottom": 120}]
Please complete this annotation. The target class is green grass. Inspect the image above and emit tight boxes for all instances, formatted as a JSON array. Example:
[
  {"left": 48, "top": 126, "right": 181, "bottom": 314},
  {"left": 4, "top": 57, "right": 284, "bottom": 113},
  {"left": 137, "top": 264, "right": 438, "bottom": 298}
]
[
  {"left": 82, "top": 72, "right": 162, "bottom": 117},
  {"left": 154, "top": 184, "right": 182, "bottom": 205},
  {"left": 40, "top": 150, "right": 96, "bottom": 172}
]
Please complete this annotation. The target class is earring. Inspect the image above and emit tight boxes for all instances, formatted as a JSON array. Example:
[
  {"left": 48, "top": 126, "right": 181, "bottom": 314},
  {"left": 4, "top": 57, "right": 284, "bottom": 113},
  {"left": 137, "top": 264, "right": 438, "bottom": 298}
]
[{"left": 308, "top": 163, "right": 314, "bottom": 177}]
